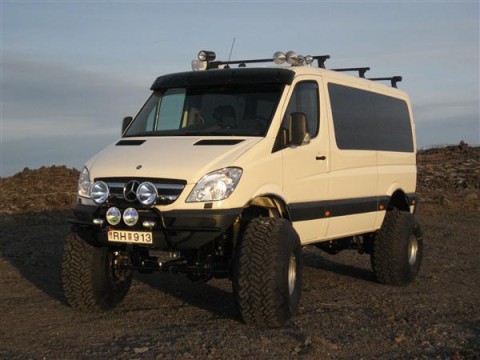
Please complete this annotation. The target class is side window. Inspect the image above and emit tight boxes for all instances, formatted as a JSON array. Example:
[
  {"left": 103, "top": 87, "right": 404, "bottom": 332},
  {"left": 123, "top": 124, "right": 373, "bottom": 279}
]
[
  {"left": 273, "top": 81, "right": 319, "bottom": 151},
  {"left": 282, "top": 82, "right": 319, "bottom": 138},
  {"left": 328, "top": 83, "right": 413, "bottom": 152}
]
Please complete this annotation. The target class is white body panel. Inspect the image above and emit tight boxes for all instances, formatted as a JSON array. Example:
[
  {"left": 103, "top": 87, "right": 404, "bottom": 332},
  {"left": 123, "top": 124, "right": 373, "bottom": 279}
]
[{"left": 84, "top": 65, "right": 417, "bottom": 246}]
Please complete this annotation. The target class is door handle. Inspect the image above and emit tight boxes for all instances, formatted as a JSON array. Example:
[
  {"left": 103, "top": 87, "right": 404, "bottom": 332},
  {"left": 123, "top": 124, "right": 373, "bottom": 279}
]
[{"left": 316, "top": 156, "right": 326, "bottom": 160}]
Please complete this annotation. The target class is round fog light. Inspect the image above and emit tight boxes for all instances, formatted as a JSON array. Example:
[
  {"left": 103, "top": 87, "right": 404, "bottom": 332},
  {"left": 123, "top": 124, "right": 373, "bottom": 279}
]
[
  {"left": 106, "top": 207, "right": 121, "bottom": 226},
  {"left": 137, "top": 182, "right": 158, "bottom": 206},
  {"left": 123, "top": 207, "right": 139, "bottom": 227},
  {"left": 91, "top": 181, "right": 109, "bottom": 204}
]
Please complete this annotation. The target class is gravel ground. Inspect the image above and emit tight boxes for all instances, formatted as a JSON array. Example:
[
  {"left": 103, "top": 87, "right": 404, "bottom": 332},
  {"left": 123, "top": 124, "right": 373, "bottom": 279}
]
[{"left": 0, "top": 208, "right": 479, "bottom": 359}]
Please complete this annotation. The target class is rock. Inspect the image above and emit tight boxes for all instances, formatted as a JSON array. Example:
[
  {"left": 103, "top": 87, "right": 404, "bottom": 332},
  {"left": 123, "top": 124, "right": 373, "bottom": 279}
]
[{"left": 133, "top": 347, "right": 149, "bottom": 354}]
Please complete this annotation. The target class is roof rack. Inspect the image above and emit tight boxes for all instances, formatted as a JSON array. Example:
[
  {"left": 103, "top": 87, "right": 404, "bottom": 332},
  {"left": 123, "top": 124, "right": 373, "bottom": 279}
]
[
  {"left": 207, "top": 54, "right": 331, "bottom": 69},
  {"left": 193, "top": 50, "right": 402, "bottom": 88},
  {"left": 332, "top": 67, "right": 370, "bottom": 78},
  {"left": 368, "top": 76, "right": 403, "bottom": 88}
]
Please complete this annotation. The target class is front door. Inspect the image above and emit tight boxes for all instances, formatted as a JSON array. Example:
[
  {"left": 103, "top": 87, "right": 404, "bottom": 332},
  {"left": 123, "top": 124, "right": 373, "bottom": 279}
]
[{"left": 280, "top": 78, "right": 330, "bottom": 244}]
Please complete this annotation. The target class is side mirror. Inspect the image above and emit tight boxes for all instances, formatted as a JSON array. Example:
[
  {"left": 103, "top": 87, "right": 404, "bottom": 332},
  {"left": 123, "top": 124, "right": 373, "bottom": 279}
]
[
  {"left": 122, "top": 116, "right": 133, "bottom": 134},
  {"left": 288, "top": 112, "right": 310, "bottom": 146}
]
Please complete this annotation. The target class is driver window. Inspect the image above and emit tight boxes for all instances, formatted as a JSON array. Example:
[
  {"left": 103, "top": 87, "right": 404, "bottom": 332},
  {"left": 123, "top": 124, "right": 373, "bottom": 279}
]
[
  {"left": 282, "top": 82, "right": 319, "bottom": 137},
  {"left": 274, "top": 81, "right": 319, "bottom": 151}
]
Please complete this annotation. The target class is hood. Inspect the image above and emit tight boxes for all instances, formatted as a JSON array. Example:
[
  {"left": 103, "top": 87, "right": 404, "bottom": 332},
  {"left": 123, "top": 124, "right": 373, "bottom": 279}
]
[{"left": 87, "top": 137, "right": 262, "bottom": 183}]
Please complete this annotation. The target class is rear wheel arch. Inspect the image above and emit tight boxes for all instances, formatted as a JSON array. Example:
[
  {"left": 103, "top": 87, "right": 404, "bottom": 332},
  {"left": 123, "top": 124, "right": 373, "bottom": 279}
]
[{"left": 388, "top": 189, "right": 410, "bottom": 212}]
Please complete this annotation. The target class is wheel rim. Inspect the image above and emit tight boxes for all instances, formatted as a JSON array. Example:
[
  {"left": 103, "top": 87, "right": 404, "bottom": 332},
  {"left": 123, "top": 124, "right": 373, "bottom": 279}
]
[
  {"left": 407, "top": 235, "right": 418, "bottom": 266},
  {"left": 288, "top": 254, "right": 297, "bottom": 296}
]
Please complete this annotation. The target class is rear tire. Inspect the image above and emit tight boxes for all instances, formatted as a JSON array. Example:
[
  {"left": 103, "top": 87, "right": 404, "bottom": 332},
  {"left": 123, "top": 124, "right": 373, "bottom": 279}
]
[
  {"left": 371, "top": 210, "right": 423, "bottom": 285},
  {"left": 232, "top": 218, "right": 303, "bottom": 327},
  {"left": 62, "top": 232, "right": 132, "bottom": 311}
]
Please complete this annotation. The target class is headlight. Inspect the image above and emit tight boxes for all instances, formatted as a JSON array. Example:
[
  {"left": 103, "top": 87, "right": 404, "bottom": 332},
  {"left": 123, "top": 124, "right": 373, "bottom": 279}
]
[
  {"left": 78, "top": 167, "right": 91, "bottom": 198},
  {"left": 137, "top": 182, "right": 158, "bottom": 206},
  {"left": 91, "top": 181, "right": 109, "bottom": 204},
  {"left": 186, "top": 167, "right": 242, "bottom": 202}
]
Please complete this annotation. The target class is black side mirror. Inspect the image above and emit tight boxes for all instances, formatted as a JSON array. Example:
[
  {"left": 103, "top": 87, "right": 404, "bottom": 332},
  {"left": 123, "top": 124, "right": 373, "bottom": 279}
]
[
  {"left": 288, "top": 112, "right": 310, "bottom": 146},
  {"left": 122, "top": 116, "right": 133, "bottom": 134}
]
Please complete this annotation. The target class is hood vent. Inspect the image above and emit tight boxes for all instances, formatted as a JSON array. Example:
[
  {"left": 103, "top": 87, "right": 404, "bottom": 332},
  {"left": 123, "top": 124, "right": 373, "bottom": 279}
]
[
  {"left": 116, "top": 140, "right": 146, "bottom": 146},
  {"left": 194, "top": 139, "right": 244, "bottom": 146}
]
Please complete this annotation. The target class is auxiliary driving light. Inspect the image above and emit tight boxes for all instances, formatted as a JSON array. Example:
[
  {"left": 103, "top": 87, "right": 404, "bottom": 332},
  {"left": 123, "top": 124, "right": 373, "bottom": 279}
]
[
  {"left": 123, "top": 207, "right": 139, "bottom": 227},
  {"left": 273, "top": 51, "right": 286, "bottom": 64},
  {"left": 286, "top": 51, "right": 299, "bottom": 65},
  {"left": 106, "top": 207, "right": 121, "bottom": 226},
  {"left": 198, "top": 50, "right": 216, "bottom": 62},
  {"left": 137, "top": 182, "right": 158, "bottom": 206},
  {"left": 91, "top": 181, "right": 109, "bottom": 204}
]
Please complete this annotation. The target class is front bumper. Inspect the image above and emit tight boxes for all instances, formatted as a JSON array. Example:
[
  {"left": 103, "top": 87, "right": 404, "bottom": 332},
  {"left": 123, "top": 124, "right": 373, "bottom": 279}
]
[{"left": 69, "top": 204, "right": 242, "bottom": 250}]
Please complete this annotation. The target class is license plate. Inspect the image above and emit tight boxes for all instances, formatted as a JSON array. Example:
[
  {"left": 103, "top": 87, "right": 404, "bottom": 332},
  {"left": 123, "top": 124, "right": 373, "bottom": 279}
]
[{"left": 108, "top": 230, "right": 153, "bottom": 244}]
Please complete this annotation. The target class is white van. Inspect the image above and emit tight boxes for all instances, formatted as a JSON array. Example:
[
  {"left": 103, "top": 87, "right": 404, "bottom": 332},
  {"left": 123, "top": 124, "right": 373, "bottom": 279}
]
[{"left": 62, "top": 51, "right": 423, "bottom": 327}]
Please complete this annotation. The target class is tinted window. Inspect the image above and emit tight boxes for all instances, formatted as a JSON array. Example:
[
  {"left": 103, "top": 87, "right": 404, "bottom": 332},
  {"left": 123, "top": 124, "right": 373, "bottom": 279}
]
[
  {"left": 328, "top": 83, "right": 413, "bottom": 152},
  {"left": 282, "top": 82, "right": 319, "bottom": 137}
]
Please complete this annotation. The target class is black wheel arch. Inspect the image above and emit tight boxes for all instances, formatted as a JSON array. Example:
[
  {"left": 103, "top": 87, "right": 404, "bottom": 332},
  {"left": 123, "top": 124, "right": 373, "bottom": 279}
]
[
  {"left": 241, "top": 194, "right": 291, "bottom": 221},
  {"left": 388, "top": 189, "right": 411, "bottom": 212}
]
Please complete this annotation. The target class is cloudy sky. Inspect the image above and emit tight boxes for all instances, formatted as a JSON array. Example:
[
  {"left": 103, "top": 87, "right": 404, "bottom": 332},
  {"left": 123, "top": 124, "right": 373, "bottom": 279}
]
[{"left": 1, "top": 1, "right": 479, "bottom": 177}]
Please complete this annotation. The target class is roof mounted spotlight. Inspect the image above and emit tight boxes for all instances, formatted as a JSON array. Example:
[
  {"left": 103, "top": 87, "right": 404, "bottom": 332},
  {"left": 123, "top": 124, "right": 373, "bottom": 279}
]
[
  {"left": 286, "top": 51, "right": 299, "bottom": 65},
  {"left": 198, "top": 50, "right": 216, "bottom": 62},
  {"left": 192, "top": 50, "right": 216, "bottom": 71},
  {"left": 273, "top": 51, "right": 286, "bottom": 64},
  {"left": 304, "top": 55, "right": 314, "bottom": 66}
]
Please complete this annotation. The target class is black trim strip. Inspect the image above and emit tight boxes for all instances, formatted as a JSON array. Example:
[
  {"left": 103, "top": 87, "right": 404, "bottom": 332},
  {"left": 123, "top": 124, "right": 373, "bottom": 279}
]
[{"left": 290, "top": 196, "right": 391, "bottom": 222}]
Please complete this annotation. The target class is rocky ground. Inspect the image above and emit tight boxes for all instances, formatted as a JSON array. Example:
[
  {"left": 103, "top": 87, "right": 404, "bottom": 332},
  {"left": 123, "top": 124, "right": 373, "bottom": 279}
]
[{"left": 0, "top": 144, "right": 479, "bottom": 359}]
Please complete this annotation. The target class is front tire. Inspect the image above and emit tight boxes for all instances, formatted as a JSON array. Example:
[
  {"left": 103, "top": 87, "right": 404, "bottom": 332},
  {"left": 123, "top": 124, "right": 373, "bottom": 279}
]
[
  {"left": 232, "top": 218, "right": 303, "bottom": 327},
  {"left": 62, "top": 232, "right": 132, "bottom": 311},
  {"left": 371, "top": 210, "right": 423, "bottom": 285}
]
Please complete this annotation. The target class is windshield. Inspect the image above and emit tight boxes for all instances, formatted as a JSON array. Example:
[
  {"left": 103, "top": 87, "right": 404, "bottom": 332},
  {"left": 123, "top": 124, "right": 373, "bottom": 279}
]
[{"left": 124, "top": 84, "right": 284, "bottom": 137}]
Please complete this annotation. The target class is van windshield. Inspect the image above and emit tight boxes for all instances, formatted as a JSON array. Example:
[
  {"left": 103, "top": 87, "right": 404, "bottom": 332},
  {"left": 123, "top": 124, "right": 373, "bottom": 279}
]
[{"left": 124, "top": 84, "right": 284, "bottom": 137}]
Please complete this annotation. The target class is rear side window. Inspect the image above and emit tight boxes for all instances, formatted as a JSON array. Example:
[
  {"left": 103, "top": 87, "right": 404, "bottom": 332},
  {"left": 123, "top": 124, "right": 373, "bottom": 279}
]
[{"left": 328, "top": 83, "right": 413, "bottom": 152}]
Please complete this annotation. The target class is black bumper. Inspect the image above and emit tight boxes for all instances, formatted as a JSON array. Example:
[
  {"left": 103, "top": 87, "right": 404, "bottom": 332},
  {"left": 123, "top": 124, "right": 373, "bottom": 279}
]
[{"left": 69, "top": 204, "right": 242, "bottom": 250}]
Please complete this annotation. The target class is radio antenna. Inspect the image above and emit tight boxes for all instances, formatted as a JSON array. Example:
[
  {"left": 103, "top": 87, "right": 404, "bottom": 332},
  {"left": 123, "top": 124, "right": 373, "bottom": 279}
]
[{"left": 228, "top": 37, "right": 236, "bottom": 62}]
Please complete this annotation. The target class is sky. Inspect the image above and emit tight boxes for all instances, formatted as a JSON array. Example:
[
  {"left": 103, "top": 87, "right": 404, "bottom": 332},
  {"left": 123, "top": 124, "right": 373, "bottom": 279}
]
[{"left": 1, "top": 0, "right": 479, "bottom": 177}]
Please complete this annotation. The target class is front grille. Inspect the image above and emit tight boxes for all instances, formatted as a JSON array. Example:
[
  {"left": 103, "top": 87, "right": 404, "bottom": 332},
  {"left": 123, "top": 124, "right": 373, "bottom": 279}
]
[{"left": 96, "top": 177, "right": 187, "bottom": 206}]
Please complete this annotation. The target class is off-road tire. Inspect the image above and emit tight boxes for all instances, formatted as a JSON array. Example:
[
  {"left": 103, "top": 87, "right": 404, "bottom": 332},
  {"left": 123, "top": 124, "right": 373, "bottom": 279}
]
[
  {"left": 62, "top": 232, "right": 132, "bottom": 311},
  {"left": 232, "top": 217, "right": 303, "bottom": 327},
  {"left": 372, "top": 210, "right": 423, "bottom": 285}
]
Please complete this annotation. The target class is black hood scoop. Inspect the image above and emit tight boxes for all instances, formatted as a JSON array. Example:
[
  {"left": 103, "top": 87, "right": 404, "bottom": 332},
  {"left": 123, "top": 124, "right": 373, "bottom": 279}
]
[
  {"left": 194, "top": 139, "right": 244, "bottom": 146},
  {"left": 116, "top": 140, "right": 146, "bottom": 146}
]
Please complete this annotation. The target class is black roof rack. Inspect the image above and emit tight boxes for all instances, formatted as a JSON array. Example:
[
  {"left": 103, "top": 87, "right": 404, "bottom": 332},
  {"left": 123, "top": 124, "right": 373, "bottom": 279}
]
[
  {"left": 368, "top": 76, "right": 403, "bottom": 88},
  {"left": 208, "top": 54, "right": 331, "bottom": 70},
  {"left": 196, "top": 51, "right": 402, "bottom": 88},
  {"left": 332, "top": 67, "right": 370, "bottom": 78}
]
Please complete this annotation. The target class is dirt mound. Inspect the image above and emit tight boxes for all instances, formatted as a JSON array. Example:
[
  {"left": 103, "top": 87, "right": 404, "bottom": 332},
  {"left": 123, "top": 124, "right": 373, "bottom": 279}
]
[
  {"left": 417, "top": 142, "right": 480, "bottom": 211},
  {"left": 0, "top": 166, "right": 79, "bottom": 214}
]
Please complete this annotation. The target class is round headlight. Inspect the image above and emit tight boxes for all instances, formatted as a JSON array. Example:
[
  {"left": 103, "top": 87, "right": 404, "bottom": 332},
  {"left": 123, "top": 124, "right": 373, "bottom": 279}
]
[
  {"left": 137, "top": 182, "right": 158, "bottom": 206},
  {"left": 91, "top": 181, "right": 109, "bottom": 204},
  {"left": 123, "top": 207, "right": 139, "bottom": 227},
  {"left": 106, "top": 207, "right": 121, "bottom": 226}
]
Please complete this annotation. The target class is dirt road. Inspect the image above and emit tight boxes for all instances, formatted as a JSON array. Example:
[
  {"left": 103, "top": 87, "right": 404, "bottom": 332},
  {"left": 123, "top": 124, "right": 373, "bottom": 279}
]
[{"left": 0, "top": 208, "right": 479, "bottom": 359}]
